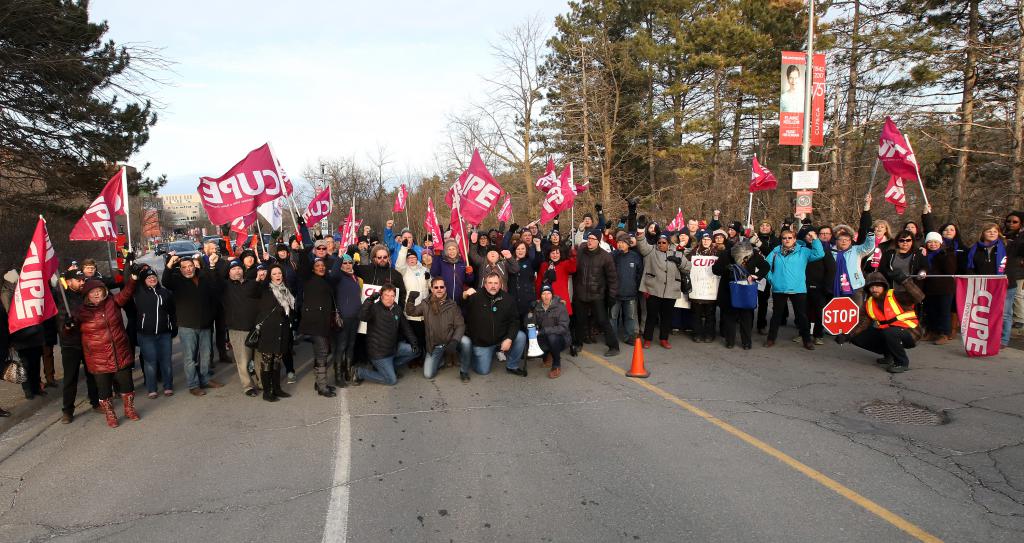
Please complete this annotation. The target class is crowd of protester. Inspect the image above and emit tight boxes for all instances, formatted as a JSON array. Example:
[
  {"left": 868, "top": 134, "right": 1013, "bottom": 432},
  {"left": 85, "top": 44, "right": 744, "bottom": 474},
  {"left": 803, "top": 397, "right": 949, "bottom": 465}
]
[{"left": 1, "top": 195, "right": 1021, "bottom": 428}]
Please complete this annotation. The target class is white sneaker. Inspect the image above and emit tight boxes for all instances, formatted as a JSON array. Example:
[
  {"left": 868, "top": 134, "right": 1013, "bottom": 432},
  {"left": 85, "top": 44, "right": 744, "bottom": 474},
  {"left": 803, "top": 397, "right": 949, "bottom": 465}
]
[{"left": 287, "top": 372, "right": 297, "bottom": 384}]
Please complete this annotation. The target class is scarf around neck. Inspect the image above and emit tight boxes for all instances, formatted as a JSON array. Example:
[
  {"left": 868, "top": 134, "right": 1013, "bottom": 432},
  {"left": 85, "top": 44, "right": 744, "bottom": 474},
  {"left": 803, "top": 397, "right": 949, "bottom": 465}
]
[
  {"left": 966, "top": 239, "right": 1006, "bottom": 273},
  {"left": 269, "top": 281, "right": 295, "bottom": 315}
]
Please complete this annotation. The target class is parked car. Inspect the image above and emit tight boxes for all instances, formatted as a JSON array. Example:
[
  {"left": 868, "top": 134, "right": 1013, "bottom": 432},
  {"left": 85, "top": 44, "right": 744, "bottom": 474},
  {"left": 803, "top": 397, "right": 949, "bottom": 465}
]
[{"left": 163, "top": 240, "right": 201, "bottom": 259}]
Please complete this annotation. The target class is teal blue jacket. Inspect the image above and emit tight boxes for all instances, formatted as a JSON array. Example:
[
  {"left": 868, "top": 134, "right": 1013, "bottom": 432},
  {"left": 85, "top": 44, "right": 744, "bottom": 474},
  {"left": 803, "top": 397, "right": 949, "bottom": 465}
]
[{"left": 766, "top": 239, "right": 825, "bottom": 294}]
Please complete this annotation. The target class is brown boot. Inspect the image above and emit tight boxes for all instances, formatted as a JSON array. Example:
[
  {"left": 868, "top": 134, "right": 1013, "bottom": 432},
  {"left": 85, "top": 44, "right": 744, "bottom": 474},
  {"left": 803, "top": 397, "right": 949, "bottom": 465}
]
[
  {"left": 542, "top": 354, "right": 553, "bottom": 368},
  {"left": 122, "top": 392, "right": 140, "bottom": 421},
  {"left": 98, "top": 399, "right": 119, "bottom": 428}
]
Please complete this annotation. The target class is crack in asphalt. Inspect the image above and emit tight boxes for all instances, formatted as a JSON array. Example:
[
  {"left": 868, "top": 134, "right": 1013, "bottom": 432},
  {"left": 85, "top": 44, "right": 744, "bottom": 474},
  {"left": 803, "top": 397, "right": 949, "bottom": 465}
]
[{"left": 349, "top": 397, "right": 633, "bottom": 418}]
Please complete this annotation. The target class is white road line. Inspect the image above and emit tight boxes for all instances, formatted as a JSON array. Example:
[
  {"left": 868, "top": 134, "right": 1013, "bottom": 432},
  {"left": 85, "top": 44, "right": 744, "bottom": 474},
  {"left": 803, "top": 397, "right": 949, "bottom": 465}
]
[{"left": 321, "top": 393, "right": 351, "bottom": 543}]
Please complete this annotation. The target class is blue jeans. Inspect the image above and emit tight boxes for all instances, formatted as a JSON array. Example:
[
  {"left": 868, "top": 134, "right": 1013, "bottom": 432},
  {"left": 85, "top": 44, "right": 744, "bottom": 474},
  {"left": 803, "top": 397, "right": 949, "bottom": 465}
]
[
  {"left": 423, "top": 345, "right": 446, "bottom": 379},
  {"left": 138, "top": 333, "right": 173, "bottom": 393},
  {"left": 610, "top": 299, "right": 639, "bottom": 341},
  {"left": 459, "top": 331, "right": 526, "bottom": 375},
  {"left": 178, "top": 327, "right": 211, "bottom": 389},
  {"left": 358, "top": 342, "right": 416, "bottom": 385},
  {"left": 1003, "top": 286, "right": 1016, "bottom": 346}
]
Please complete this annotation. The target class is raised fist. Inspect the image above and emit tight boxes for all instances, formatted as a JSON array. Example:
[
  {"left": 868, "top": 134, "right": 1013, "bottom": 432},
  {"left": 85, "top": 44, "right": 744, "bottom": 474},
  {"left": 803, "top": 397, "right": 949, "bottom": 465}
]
[{"left": 386, "top": 219, "right": 394, "bottom": 229}]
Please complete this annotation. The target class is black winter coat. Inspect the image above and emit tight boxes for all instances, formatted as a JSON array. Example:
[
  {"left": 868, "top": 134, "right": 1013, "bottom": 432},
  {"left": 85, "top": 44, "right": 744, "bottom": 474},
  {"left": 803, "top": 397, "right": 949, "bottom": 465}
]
[
  {"left": 221, "top": 279, "right": 261, "bottom": 331},
  {"left": 464, "top": 290, "right": 520, "bottom": 347},
  {"left": 162, "top": 265, "right": 219, "bottom": 329},
  {"left": 506, "top": 257, "right": 539, "bottom": 318},
  {"left": 133, "top": 284, "right": 176, "bottom": 336},
  {"left": 923, "top": 249, "right": 957, "bottom": 296},
  {"left": 296, "top": 247, "right": 337, "bottom": 337},
  {"left": 356, "top": 264, "right": 406, "bottom": 306},
  {"left": 573, "top": 244, "right": 618, "bottom": 302},
  {"left": 712, "top": 244, "right": 770, "bottom": 309},
  {"left": 253, "top": 284, "right": 295, "bottom": 355},
  {"left": 360, "top": 298, "right": 417, "bottom": 360},
  {"left": 57, "top": 286, "right": 87, "bottom": 347}
]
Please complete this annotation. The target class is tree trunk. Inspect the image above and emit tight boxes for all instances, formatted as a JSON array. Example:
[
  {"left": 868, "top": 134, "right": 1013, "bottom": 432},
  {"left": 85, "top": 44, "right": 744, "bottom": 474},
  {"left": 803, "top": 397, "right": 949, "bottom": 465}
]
[
  {"left": 842, "top": 0, "right": 861, "bottom": 181},
  {"left": 523, "top": 118, "right": 534, "bottom": 218},
  {"left": 647, "top": 73, "right": 657, "bottom": 203},
  {"left": 711, "top": 69, "right": 723, "bottom": 189},
  {"left": 1014, "top": 0, "right": 1024, "bottom": 208},
  {"left": 581, "top": 42, "right": 590, "bottom": 188},
  {"left": 730, "top": 91, "right": 743, "bottom": 161},
  {"left": 950, "top": 0, "right": 979, "bottom": 218}
]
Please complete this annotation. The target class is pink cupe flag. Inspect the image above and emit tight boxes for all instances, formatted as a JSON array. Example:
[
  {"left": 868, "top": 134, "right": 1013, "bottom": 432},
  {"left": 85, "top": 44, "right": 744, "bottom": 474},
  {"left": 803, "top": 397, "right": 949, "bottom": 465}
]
[
  {"left": 497, "top": 195, "right": 513, "bottom": 223},
  {"left": 884, "top": 175, "right": 907, "bottom": 215},
  {"left": 303, "top": 186, "right": 332, "bottom": 227},
  {"left": 9, "top": 217, "right": 60, "bottom": 334},
  {"left": 749, "top": 155, "right": 778, "bottom": 192},
  {"left": 70, "top": 168, "right": 127, "bottom": 241},
  {"left": 535, "top": 158, "right": 557, "bottom": 193},
  {"left": 424, "top": 197, "right": 443, "bottom": 244},
  {"left": 878, "top": 117, "right": 919, "bottom": 181},
  {"left": 393, "top": 184, "right": 408, "bottom": 213}
]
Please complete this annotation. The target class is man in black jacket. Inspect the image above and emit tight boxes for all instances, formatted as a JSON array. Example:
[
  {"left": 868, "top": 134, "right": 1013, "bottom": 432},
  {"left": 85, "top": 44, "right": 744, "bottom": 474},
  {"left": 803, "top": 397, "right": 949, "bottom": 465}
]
[
  {"left": 459, "top": 272, "right": 527, "bottom": 377},
  {"left": 349, "top": 284, "right": 419, "bottom": 386},
  {"left": 57, "top": 269, "right": 99, "bottom": 423},
  {"left": 220, "top": 260, "right": 262, "bottom": 396},
  {"left": 162, "top": 253, "right": 224, "bottom": 395},
  {"left": 201, "top": 240, "right": 231, "bottom": 366},
  {"left": 572, "top": 230, "right": 620, "bottom": 356},
  {"left": 356, "top": 244, "right": 406, "bottom": 306}
]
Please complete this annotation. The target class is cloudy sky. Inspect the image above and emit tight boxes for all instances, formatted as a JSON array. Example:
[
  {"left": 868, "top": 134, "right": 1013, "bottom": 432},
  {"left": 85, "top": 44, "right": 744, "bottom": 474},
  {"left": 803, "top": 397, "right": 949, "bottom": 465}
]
[{"left": 91, "top": 1, "right": 568, "bottom": 195}]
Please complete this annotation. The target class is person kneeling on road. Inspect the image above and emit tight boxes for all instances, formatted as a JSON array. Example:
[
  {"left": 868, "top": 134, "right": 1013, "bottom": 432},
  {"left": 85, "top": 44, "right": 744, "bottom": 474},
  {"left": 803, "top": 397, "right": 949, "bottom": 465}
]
[
  {"left": 532, "top": 284, "right": 571, "bottom": 379},
  {"left": 835, "top": 271, "right": 924, "bottom": 373},
  {"left": 405, "top": 277, "right": 465, "bottom": 380},
  {"left": 349, "top": 284, "right": 420, "bottom": 386},
  {"left": 459, "top": 272, "right": 527, "bottom": 381}
]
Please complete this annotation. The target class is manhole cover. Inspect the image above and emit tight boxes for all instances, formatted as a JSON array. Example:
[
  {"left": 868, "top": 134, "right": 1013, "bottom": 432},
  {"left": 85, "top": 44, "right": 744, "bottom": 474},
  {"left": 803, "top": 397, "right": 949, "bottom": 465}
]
[{"left": 860, "top": 401, "right": 946, "bottom": 425}]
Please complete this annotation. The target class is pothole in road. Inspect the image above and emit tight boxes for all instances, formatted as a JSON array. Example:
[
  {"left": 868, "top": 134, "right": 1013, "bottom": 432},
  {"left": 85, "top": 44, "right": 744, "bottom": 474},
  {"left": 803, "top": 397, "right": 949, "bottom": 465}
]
[{"left": 860, "top": 401, "right": 948, "bottom": 425}]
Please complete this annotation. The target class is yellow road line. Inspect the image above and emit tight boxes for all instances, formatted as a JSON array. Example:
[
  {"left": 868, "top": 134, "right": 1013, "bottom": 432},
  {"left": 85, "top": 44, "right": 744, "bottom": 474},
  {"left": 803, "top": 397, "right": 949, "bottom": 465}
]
[{"left": 580, "top": 350, "right": 944, "bottom": 543}]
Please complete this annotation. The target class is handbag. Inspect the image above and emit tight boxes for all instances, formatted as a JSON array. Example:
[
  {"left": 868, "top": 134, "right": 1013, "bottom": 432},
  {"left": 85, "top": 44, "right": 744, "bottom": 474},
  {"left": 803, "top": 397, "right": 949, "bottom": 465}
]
[
  {"left": 729, "top": 264, "right": 758, "bottom": 310},
  {"left": 2, "top": 349, "right": 27, "bottom": 385},
  {"left": 245, "top": 306, "right": 277, "bottom": 349}
]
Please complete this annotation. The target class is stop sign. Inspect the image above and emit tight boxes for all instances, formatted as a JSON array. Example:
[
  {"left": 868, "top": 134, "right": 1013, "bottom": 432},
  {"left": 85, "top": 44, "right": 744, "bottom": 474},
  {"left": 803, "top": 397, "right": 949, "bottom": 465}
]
[{"left": 822, "top": 297, "right": 860, "bottom": 335}]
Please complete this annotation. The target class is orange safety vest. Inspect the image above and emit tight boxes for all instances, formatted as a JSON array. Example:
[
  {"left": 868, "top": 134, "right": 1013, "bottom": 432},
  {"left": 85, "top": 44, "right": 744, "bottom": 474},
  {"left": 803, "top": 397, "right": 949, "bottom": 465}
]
[{"left": 865, "top": 290, "right": 918, "bottom": 329}]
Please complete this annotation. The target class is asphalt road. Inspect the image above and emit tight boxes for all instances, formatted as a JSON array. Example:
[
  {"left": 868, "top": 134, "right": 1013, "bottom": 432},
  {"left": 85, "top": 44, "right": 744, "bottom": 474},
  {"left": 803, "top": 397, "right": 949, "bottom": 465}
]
[{"left": 0, "top": 322, "right": 1021, "bottom": 542}]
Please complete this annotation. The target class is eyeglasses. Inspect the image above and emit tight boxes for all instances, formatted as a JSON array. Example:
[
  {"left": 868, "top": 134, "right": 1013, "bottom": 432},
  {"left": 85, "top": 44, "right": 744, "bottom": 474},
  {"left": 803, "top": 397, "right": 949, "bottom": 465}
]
[
  {"left": 315, "top": 247, "right": 327, "bottom": 251},
  {"left": 898, "top": 239, "right": 913, "bottom": 243},
  {"left": 657, "top": 241, "right": 669, "bottom": 245},
  {"left": 431, "top": 285, "right": 446, "bottom": 290},
  {"left": 374, "top": 256, "right": 388, "bottom": 260},
  {"left": 341, "top": 261, "right": 353, "bottom": 265}
]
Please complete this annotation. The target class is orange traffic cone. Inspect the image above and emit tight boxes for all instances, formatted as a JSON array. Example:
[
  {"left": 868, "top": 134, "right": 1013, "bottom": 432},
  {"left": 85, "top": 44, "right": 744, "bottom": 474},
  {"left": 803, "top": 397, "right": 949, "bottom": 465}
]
[{"left": 626, "top": 337, "right": 650, "bottom": 378}]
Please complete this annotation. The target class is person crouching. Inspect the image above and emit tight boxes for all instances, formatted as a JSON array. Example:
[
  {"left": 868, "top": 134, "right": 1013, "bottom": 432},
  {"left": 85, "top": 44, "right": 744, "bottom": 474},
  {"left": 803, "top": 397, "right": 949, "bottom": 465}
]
[{"left": 836, "top": 271, "right": 924, "bottom": 373}]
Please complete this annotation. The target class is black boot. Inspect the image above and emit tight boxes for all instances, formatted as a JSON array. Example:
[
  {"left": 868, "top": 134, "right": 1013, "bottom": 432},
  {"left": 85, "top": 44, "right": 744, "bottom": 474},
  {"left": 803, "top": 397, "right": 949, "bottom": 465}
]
[
  {"left": 272, "top": 367, "right": 291, "bottom": 398},
  {"left": 334, "top": 355, "right": 348, "bottom": 388},
  {"left": 262, "top": 370, "right": 278, "bottom": 402}
]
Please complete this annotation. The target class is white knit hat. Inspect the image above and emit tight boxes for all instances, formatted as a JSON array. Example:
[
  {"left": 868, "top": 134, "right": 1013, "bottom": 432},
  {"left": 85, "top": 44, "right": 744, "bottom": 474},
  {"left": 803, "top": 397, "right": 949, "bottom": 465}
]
[{"left": 925, "top": 232, "right": 942, "bottom": 244}]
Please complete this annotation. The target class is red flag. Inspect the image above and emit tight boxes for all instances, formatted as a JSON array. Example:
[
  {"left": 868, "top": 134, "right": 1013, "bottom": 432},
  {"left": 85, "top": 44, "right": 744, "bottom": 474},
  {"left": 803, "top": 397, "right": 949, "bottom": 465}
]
[
  {"left": 878, "top": 117, "right": 919, "bottom": 181},
  {"left": 424, "top": 197, "right": 443, "bottom": 244},
  {"left": 392, "top": 184, "right": 408, "bottom": 213},
  {"left": 338, "top": 207, "right": 362, "bottom": 247},
  {"left": 535, "top": 158, "right": 557, "bottom": 193},
  {"left": 70, "top": 168, "right": 127, "bottom": 241},
  {"left": 9, "top": 217, "right": 59, "bottom": 334},
  {"left": 956, "top": 276, "right": 1008, "bottom": 357},
  {"left": 197, "top": 143, "right": 290, "bottom": 225},
  {"left": 884, "top": 175, "right": 907, "bottom": 215},
  {"left": 666, "top": 208, "right": 685, "bottom": 231},
  {"left": 540, "top": 163, "right": 575, "bottom": 225},
  {"left": 749, "top": 155, "right": 778, "bottom": 192},
  {"left": 445, "top": 149, "right": 504, "bottom": 224},
  {"left": 497, "top": 195, "right": 513, "bottom": 223},
  {"left": 303, "top": 186, "right": 332, "bottom": 226},
  {"left": 230, "top": 212, "right": 256, "bottom": 249}
]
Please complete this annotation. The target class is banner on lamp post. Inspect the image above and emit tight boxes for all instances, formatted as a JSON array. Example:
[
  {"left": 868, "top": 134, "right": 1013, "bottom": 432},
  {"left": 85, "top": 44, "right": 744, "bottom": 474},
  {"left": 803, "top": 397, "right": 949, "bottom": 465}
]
[{"left": 779, "top": 52, "right": 825, "bottom": 147}]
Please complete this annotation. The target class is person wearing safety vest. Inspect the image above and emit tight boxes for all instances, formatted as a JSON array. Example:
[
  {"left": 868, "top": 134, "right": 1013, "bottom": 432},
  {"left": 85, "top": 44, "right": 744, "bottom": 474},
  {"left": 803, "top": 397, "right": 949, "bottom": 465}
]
[{"left": 835, "top": 271, "right": 924, "bottom": 373}]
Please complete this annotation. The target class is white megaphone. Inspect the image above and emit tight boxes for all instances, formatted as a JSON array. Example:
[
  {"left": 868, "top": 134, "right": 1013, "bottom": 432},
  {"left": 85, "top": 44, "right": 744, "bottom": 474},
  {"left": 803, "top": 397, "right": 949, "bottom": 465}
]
[{"left": 526, "top": 323, "right": 544, "bottom": 358}]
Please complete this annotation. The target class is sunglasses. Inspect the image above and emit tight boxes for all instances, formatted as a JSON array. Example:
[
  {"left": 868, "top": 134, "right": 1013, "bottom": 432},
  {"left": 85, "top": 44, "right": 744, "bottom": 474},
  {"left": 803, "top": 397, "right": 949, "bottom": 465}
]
[
  {"left": 898, "top": 239, "right": 913, "bottom": 243},
  {"left": 431, "top": 285, "right": 446, "bottom": 290},
  {"left": 374, "top": 256, "right": 388, "bottom": 260}
]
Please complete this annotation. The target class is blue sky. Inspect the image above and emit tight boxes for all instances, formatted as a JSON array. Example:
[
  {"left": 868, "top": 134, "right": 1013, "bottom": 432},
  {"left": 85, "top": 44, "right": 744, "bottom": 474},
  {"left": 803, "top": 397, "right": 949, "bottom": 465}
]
[{"left": 91, "top": 1, "right": 568, "bottom": 195}]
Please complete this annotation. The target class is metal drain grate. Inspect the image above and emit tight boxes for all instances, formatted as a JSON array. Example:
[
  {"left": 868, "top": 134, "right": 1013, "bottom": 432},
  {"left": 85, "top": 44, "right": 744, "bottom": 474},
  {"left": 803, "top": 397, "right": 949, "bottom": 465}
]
[{"left": 860, "top": 401, "right": 946, "bottom": 425}]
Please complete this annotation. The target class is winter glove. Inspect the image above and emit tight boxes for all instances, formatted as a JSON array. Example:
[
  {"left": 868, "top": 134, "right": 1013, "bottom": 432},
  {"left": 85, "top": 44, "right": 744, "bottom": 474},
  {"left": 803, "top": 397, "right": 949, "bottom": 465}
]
[
  {"left": 297, "top": 216, "right": 306, "bottom": 227},
  {"left": 424, "top": 271, "right": 430, "bottom": 280},
  {"left": 594, "top": 203, "right": 603, "bottom": 213},
  {"left": 637, "top": 215, "right": 648, "bottom": 229},
  {"left": 666, "top": 256, "right": 682, "bottom": 265},
  {"left": 407, "top": 291, "right": 420, "bottom": 303},
  {"left": 402, "top": 238, "right": 410, "bottom": 247},
  {"left": 369, "top": 291, "right": 382, "bottom": 302},
  {"left": 628, "top": 198, "right": 638, "bottom": 212},
  {"left": 508, "top": 223, "right": 520, "bottom": 235}
]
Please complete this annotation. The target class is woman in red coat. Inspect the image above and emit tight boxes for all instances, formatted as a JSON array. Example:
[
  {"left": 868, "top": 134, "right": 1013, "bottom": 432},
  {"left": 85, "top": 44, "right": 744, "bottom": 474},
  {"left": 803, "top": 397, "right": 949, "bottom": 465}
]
[
  {"left": 75, "top": 274, "right": 138, "bottom": 428},
  {"left": 536, "top": 246, "right": 577, "bottom": 315}
]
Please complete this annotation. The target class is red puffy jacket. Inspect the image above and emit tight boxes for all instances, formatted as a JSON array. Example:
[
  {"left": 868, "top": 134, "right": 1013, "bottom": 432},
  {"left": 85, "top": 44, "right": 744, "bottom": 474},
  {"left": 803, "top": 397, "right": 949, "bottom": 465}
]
[{"left": 75, "top": 278, "right": 137, "bottom": 374}]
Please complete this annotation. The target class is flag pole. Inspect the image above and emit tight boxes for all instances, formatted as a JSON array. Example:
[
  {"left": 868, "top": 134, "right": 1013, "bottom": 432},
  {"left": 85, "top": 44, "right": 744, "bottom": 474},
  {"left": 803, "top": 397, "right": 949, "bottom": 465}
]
[
  {"left": 267, "top": 141, "right": 305, "bottom": 248},
  {"left": 255, "top": 220, "right": 267, "bottom": 261},
  {"left": 42, "top": 214, "right": 71, "bottom": 315},
  {"left": 903, "top": 134, "right": 931, "bottom": 209},
  {"left": 866, "top": 158, "right": 880, "bottom": 197},
  {"left": 120, "top": 166, "right": 133, "bottom": 252},
  {"left": 746, "top": 193, "right": 754, "bottom": 229}
]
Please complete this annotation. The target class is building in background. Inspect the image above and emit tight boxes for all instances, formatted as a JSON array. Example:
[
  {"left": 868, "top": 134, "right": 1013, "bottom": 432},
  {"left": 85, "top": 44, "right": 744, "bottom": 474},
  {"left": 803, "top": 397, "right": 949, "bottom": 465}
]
[{"left": 158, "top": 193, "right": 204, "bottom": 227}]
